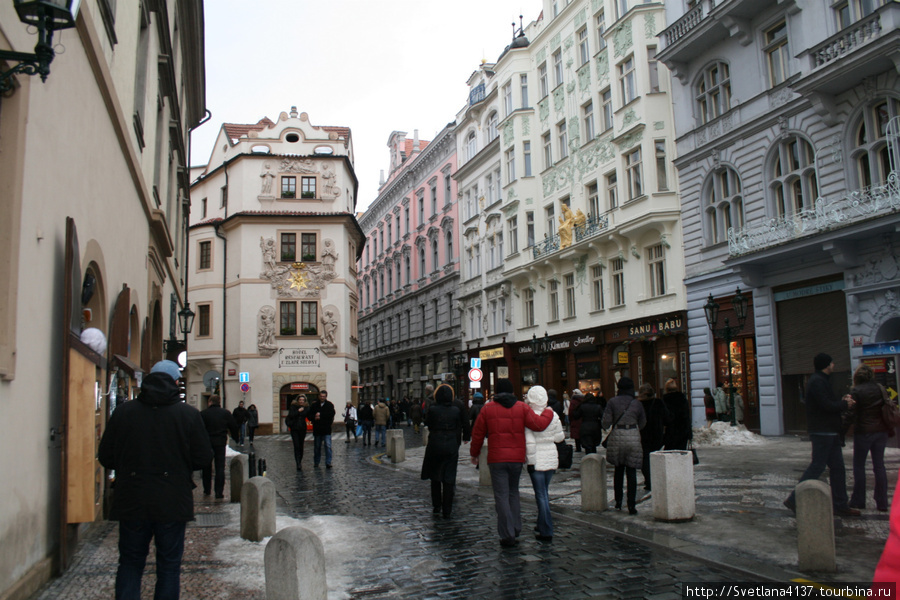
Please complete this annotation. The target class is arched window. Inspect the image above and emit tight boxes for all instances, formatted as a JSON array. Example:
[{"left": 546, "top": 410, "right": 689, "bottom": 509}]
[
  {"left": 486, "top": 111, "right": 499, "bottom": 143},
  {"left": 851, "top": 97, "right": 899, "bottom": 189},
  {"left": 769, "top": 135, "right": 817, "bottom": 219},
  {"left": 466, "top": 131, "right": 477, "bottom": 161},
  {"left": 432, "top": 239, "right": 439, "bottom": 270},
  {"left": 446, "top": 230, "right": 453, "bottom": 264},
  {"left": 703, "top": 165, "right": 743, "bottom": 245},
  {"left": 695, "top": 61, "right": 731, "bottom": 124}
]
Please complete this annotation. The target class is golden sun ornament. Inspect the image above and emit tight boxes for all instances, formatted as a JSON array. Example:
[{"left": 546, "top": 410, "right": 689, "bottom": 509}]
[{"left": 289, "top": 264, "right": 310, "bottom": 291}]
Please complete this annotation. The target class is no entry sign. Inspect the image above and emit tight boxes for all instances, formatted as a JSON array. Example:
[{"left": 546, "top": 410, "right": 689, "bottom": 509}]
[{"left": 468, "top": 368, "right": 483, "bottom": 382}]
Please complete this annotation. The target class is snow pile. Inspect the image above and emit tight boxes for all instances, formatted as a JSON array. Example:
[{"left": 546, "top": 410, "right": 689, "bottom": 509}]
[{"left": 693, "top": 421, "right": 767, "bottom": 446}]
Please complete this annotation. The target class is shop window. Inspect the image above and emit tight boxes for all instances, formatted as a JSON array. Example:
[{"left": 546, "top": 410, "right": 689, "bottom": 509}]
[{"left": 577, "top": 361, "right": 602, "bottom": 395}]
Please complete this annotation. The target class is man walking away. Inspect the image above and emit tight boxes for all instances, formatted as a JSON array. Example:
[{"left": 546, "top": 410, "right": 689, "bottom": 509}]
[
  {"left": 201, "top": 395, "right": 239, "bottom": 499},
  {"left": 783, "top": 353, "right": 860, "bottom": 517},
  {"left": 232, "top": 400, "right": 250, "bottom": 445},
  {"left": 98, "top": 360, "right": 213, "bottom": 600},
  {"left": 309, "top": 390, "right": 336, "bottom": 468}
]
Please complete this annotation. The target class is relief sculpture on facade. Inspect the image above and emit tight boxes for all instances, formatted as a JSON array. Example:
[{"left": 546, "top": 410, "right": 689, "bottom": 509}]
[
  {"left": 260, "top": 237, "right": 336, "bottom": 298},
  {"left": 258, "top": 306, "right": 278, "bottom": 357},
  {"left": 320, "top": 308, "right": 338, "bottom": 355}
]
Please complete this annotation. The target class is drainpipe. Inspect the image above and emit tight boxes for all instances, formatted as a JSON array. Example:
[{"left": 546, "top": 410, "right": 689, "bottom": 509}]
[{"left": 214, "top": 163, "right": 228, "bottom": 407}]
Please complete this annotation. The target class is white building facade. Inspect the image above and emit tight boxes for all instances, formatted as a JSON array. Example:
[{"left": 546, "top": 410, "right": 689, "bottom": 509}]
[
  {"left": 189, "top": 108, "right": 363, "bottom": 432},
  {"left": 659, "top": 0, "right": 900, "bottom": 434}
]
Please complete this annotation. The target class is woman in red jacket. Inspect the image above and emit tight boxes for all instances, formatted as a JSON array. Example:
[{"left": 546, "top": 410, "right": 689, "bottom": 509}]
[{"left": 470, "top": 378, "right": 554, "bottom": 548}]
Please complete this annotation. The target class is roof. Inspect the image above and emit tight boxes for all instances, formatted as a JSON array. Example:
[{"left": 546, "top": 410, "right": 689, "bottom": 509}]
[{"left": 223, "top": 118, "right": 276, "bottom": 142}]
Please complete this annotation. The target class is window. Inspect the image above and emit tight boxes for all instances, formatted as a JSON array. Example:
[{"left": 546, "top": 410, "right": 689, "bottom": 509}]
[
  {"left": 445, "top": 174, "right": 452, "bottom": 205},
  {"left": 281, "top": 176, "right": 296, "bottom": 198},
  {"left": 486, "top": 173, "right": 495, "bottom": 205},
  {"left": 543, "top": 132, "right": 553, "bottom": 169},
  {"left": 558, "top": 120, "right": 568, "bottom": 159},
  {"left": 447, "top": 293, "right": 454, "bottom": 326},
  {"left": 596, "top": 10, "right": 607, "bottom": 50},
  {"left": 696, "top": 61, "right": 731, "bottom": 124},
  {"left": 446, "top": 231, "right": 454, "bottom": 264},
  {"left": 220, "top": 185, "right": 227, "bottom": 208},
  {"left": 490, "top": 300, "right": 499, "bottom": 335},
  {"left": 520, "top": 74, "right": 529, "bottom": 108},
  {"left": 387, "top": 268, "right": 392, "bottom": 293},
  {"left": 404, "top": 206, "right": 410, "bottom": 232},
  {"left": 655, "top": 140, "right": 669, "bottom": 191},
  {"left": 418, "top": 196, "right": 425, "bottom": 222},
  {"left": 526, "top": 211, "right": 535, "bottom": 247},
  {"left": 546, "top": 204, "right": 556, "bottom": 236},
  {"left": 564, "top": 273, "right": 576, "bottom": 318},
  {"left": 432, "top": 239, "right": 439, "bottom": 270},
  {"left": 500, "top": 298, "right": 507, "bottom": 332},
  {"left": 591, "top": 265, "right": 605, "bottom": 310},
  {"left": 497, "top": 232, "right": 504, "bottom": 262},
  {"left": 386, "top": 221, "right": 392, "bottom": 246},
  {"left": 539, "top": 62, "right": 549, "bottom": 97},
  {"left": 396, "top": 261, "right": 401, "bottom": 289},
  {"left": 301, "top": 176, "right": 316, "bottom": 198},
  {"left": 199, "top": 240, "right": 211, "bottom": 269},
  {"left": 553, "top": 49, "right": 563, "bottom": 87},
  {"left": 611, "top": 257, "right": 625, "bottom": 306},
  {"left": 523, "top": 141, "right": 533, "bottom": 177},
  {"left": 764, "top": 20, "right": 789, "bottom": 87},
  {"left": 419, "top": 246, "right": 426, "bottom": 275},
  {"left": 606, "top": 171, "right": 618, "bottom": 209},
  {"left": 431, "top": 183, "right": 438, "bottom": 215},
  {"left": 280, "top": 301, "right": 297, "bottom": 335},
  {"left": 648, "top": 243, "right": 666, "bottom": 297},
  {"left": 198, "top": 304, "right": 211, "bottom": 337},
  {"left": 201, "top": 197, "right": 207, "bottom": 219},
  {"left": 648, "top": 46, "right": 660, "bottom": 93},
  {"left": 301, "top": 233, "right": 316, "bottom": 261},
  {"left": 583, "top": 101, "right": 595, "bottom": 142},
  {"left": 379, "top": 230, "right": 384, "bottom": 255},
  {"left": 578, "top": 27, "right": 590, "bottom": 66},
  {"left": 488, "top": 236, "right": 497, "bottom": 270},
  {"left": 625, "top": 148, "right": 643, "bottom": 200},
  {"left": 280, "top": 233, "right": 296, "bottom": 262},
  {"left": 506, "top": 147, "right": 516, "bottom": 183},
  {"left": 405, "top": 253, "right": 411, "bottom": 283},
  {"left": 549, "top": 280, "right": 560, "bottom": 321},
  {"left": 524, "top": 288, "right": 535, "bottom": 326},
  {"left": 619, "top": 56, "right": 636, "bottom": 104},
  {"left": 770, "top": 135, "right": 817, "bottom": 218},
  {"left": 508, "top": 216, "right": 519, "bottom": 253},
  {"left": 487, "top": 112, "right": 499, "bottom": 142},
  {"left": 468, "top": 307, "right": 476, "bottom": 337},
  {"left": 587, "top": 182, "right": 599, "bottom": 217},
  {"left": 853, "top": 97, "right": 899, "bottom": 189},
  {"left": 552, "top": 0, "right": 559, "bottom": 16},
  {"left": 617, "top": 0, "right": 628, "bottom": 19},
  {"left": 466, "top": 131, "right": 477, "bottom": 161},
  {"left": 301, "top": 302, "right": 318, "bottom": 335},
  {"left": 503, "top": 82, "right": 513, "bottom": 117},
  {"left": 433, "top": 299, "right": 440, "bottom": 331},
  {"left": 601, "top": 88, "right": 613, "bottom": 131}
]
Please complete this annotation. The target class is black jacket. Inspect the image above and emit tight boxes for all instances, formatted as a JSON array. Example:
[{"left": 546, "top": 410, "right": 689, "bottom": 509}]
[
  {"left": 201, "top": 405, "right": 240, "bottom": 446},
  {"left": 98, "top": 373, "right": 213, "bottom": 522},
  {"left": 358, "top": 403, "right": 374, "bottom": 421},
  {"left": 308, "top": 400, "right": 336, "bottom": 436},
  {"left": 662, "top": 391, "right": 692, "bottom": 450},
  {"left": 640, "top": 396, "right": 666, "bottom": 452},
  {"left": 573, "top": 397, "right": 603, "bottom": 440},
  {"left": 286, "top": 403, "right": 309, "bottom": 432},
  {"left": 232, "top": 406, "right": 250, "bottom": 425},
  {"left": 805, "top": 370, "right": 848, "bottom": 434},
  {"left": 421, "top": 396, "right": 470, "bottom": 482}
]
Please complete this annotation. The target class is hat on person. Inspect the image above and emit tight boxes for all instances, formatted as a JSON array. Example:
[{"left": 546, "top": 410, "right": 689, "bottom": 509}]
[
  {"left": 434, "top": 384, "right": 454, "bottom": 404},
  {"left": 496, "top": 378, "right": 514, "bottom": 394},
  {"left": 571, "top": 388, "right": 583, "bottom": 396},
  {"left": 616, "top": 377, "right": 635, "bottom": 392},
  {"left": 814, "top": 353, "right": 833, "bottom": 371},
  {"left": 526, "top": 385, "right": 548, "bottom": 407},
  {"left": 473, "top": 392, "right": 484, "bottom": 400},
  {"left": 150, "top": 360, "right": 182, "bottom": 383}
]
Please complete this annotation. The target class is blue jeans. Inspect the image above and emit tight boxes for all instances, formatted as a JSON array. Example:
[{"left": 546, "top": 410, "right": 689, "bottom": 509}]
[
  {"left": 116, "top": 520, "right": 186, "bottom": 600},
  {"left": 529, "top": 469, "right": 555, "bottom": 537},
  {"left": 787, "top": 433, "right": 850, "bottom": 509},
  {"left": 238, "top": 423, "right": 246, "bottom": 444},
  {"left": 313, "top": 434, "right": 332, "bottom": 466},
  {"left": 488, "top": 462, "right": 523, "bottom": 542},
  {"left": 851, "top": 431, "right": 889, "bottom": 510},
  {"left": 375, "top": 425, "right": 387, "bottom": 446}
]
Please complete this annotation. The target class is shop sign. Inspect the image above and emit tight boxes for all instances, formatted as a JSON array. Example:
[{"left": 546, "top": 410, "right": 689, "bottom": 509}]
[
  {"left": 628, "top": 316, "right": 685, "bottom": 339},
  {"left": 290, "top": 383, "right": 309, "bottom": 390},
  {"left": 617, "top": 352, "right": 629, "bottom": 364},
  {"left": 774, "top": 280, "right": 844, "bottom": 302},
  {"left": 497, "top": 366, "right": 509, "bottom": 378},
  {"left": 479, "top": 348, "right": 504, "bottom": 360},
  {"left": 278, "top": 348, "right": 320, "bottom": 368},
  {"left": 863, "top": 342, "right": 900, "bottom": 356}
]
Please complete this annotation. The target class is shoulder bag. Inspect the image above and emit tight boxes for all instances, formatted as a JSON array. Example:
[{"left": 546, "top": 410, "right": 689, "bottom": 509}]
[
  {"left": 880, "top": 384, "right": 900, "bottom": 431},
  {"left": 556, "top": 441, "right": 573, "bottom": 469},
  {"left": 601, "top": 398, "right": 633, "bottom": 448}
]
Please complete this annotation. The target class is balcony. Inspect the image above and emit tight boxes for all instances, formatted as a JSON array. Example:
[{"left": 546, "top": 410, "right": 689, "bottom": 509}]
[
  {"left": 728, "top": 170, "right": 899, "bottom": 257},
  {"left": 532, "top": 215, "right": 608, "bottom": 260}
]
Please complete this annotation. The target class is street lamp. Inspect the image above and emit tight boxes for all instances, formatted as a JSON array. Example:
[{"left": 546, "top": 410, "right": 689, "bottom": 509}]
[
  {"left": 704, "top": 288, "right": 748, "bottom": 426},
  {"left": 531, "top": 331, "right": 550, "bottom": 386},
  {"left": 0, "top": 0, "right": 81, "bottom": 93},
  {"left": 164, "top": 302, "right": 195, "bottom": 362}
]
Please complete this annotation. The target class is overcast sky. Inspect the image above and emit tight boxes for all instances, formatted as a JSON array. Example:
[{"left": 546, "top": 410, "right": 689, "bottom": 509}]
[{"left": 190, "top": 0, "right": 542, "bottom": 213}]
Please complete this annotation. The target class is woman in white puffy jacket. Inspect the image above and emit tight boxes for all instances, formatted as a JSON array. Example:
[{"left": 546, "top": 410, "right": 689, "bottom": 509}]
[{"left": 525, "top": 385, "right": 566, "bottom": 542}]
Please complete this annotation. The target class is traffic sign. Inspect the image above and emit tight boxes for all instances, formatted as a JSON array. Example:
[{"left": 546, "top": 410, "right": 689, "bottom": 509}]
[
  {"left": 240, "top": 383, "right": 250, "bottom": 393},
  {"left": 239, "top": 372, "right": 250, "bottom": 383},
  {"left": 470, "top": 381, "right": 482, "bottom": 388},
  {"left": 469, "top": 368, "right": 483, "bottom": 382},
  {"left": 470, "top": 358, "right": 481, "bottom": 369}
]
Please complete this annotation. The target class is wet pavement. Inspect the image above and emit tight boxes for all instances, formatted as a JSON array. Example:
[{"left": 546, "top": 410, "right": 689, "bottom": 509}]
[{"left": 30, "top": 426, "right": 899, "bottom": 599}]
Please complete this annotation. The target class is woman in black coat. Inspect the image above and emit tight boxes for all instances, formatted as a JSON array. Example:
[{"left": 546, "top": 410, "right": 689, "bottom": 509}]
[
  {"left": 286, "top": 396, "right": 309, "bottom": 470},
  {"left": 662, "top": 379, "right": 692, "bottom": 450},
  {"left": 421, "top": 384, "right": 470, "bottom": 517},
  {"left": 573, "top": 393, "right": 603, "bottom": 454},
  {"left": 638, "top": 383, "right": 665, "bottom": 491}
]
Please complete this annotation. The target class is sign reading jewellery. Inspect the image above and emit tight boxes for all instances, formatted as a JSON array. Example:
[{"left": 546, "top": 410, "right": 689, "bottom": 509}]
[
  {"left": 628, "top": 316, "right": 685, "bottom": 339},
  {"left": 516, "top": 333, "right": 599, "bottom": 356}
]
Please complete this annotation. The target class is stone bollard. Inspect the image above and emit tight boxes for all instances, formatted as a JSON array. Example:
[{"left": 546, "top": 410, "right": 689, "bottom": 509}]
[
  {"left": 386, "top": 430, "right": 403, "bottom": 458},
  {"left": 651, "top": 450, "right": 695, "bottom": 522},
  {"left": 390, "top": 432, "right": 406, "bottom": 464},
  {"left": 241, "top": 476, "right": 276, "bottom": 542},
  {"left": 796, "top": 480, "right": 836, "bottom": 572},
  {"left": 478, "top": 444, "right": 491, "bottom": 487},
  {"left": 581, "top": 454, "right": 608, "bottom": 511},
  {"left": 265, "top": 526, "right": 327, "bottom": 600},
  {"left": 230, "top": 454, "right": 249, "bottom": 503}
]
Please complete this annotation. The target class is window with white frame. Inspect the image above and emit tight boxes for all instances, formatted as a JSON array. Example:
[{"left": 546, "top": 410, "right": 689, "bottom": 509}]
[
  {"left": 578, "top": 27, "right": 590, "bottom": 66},
  {"left": 446, "top": 231, "right": 453, "bottom": 264},
  {"left": 587, "top": 182, "right": 599, "bottom": 217},
  {"left": 418, "top": 195, "right": 425, "bottom": 222},
  {"left": 539, "top": 62, "right": 549, "bottom": 97},
  {"left": 445, "top": 173, "right": 452, "bottom": 205},
  {"left": 696, "top": 61, "right": 731, "bottom": 124},
  {"left": 591, "top": 264, "right": 605, "bottom": 310},
  {"left": 508, "top": 216, "right": 519, "bottom": 253},
  {"left": 583, "top": 101, "right": 595, "bottom": 142},
  {"left": 543, "top": 132, "right": 553, "bottom": 169},
  {"left": 467, "top": 247, "right": 474, "bottom": 277},
  {"left": 520, "top": 74, "right": 529, "bottom": 108},
  {"left": 432, "top": 239, "right": 439, "bottom": 271},
  {"left": 625, "top": 148, "right": 643, "bottom": 200},
  {"left": 601, "top": 88, "right": 613, "bottom": 131},
  {"left": 497, "top": 232, "right": 504, "bottom": 262},
  {"left": 474, "top": 243, "right": 482, "bottom": 276},
  {"left": 524, "top": 288, "right": 535, "bottom": 327},
  {"left": 280, "top": 232, "right": 296, "bottom": 262},
  {"left": 546, "top": 204, "right": 556, "bottom": 236},
  {"left": 564, "top": 273, "right": 576, "bottom": 318},
  {"left": 488, "top": 236, "right": 497, "bottom": 270},
  {"left": 764, "top": 20, "right": 789, "bottom": 87},
  {"left": 558, "top": 120, "right": 568, "bottom": 159},
  {"left": 387, "top": 267, "right": 392, "bottom": 293},
  {"left": 853, "top": 97, "right": 899, "bottom": 189},
  {"left": 431, "top": 183, "right": 438, "bottom": 215},
  {"left": 619, "top": 55, "right": 636, "bottom": 104},
  {"left": 770, "top": 135, "right": 817, "bottom": 218},
  {"left": 611, "top": 257, "right": 625, "bottom": 306},
  {"left": 419, "top": 245, "right": 426, "bottom": 275},
  {"left": 494, "top": 168, "right": 502, "bottom": 201},
  {"left": 549, "top": 280, "right": 560, "bottom": 321},
  {"left": 491, "top": 300, "right": 499, "bottom": 334},
  {"left": 500, "top": 298, "right": 507, "bottom": 332},
  {"left": 405, "top": 253, "right": 411, "bottom": 283},
  {"left": 617, "top": 0, "right": 628, "bottom": 18},
  {"left": 467, "top": 131, "right": 477, "bottom": 161},
  {"left": 648, "top": 243, "right": 666, "bottom": 297},
  {"left": 703, "top": 166, "right": 744, "bottom": 246},
  {"left": 596, "top": 10, "right": 607, "bottom": 50},
  {"left": 523, "top": 141, "right": 532, "bottom": 177},
  {"left": 648, "top": 46, "right": 660, "bottom": 93},
  {"left": 526, "top": 211, "right": 535, "bottom": 247},
  {"left": 506, "top": 147, "right": 516, "bottom": 183},
  {"left": 503, "top": 82, "right": 513, "bottom": 117},
  {"left": 486, "top": 172, "right": 494, "bottom": 205},
  {"left": 655, "top": 139, "right": 669, "bottom": 191},
  {"left": 553, "top": 49, "right": 563, "bottom": 87}
]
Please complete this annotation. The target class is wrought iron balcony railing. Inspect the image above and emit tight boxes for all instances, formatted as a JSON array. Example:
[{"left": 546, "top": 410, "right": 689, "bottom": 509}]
[{"left": 532, "top": 214, "right": 609, "bottom": 260}]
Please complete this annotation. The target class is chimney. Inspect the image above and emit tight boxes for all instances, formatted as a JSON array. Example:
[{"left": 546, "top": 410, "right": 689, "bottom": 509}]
[
  {"left": 379, "top": 169, "right": 385, "bottom": 186},
  {"left": 290, "top": 106, "right": 298, "bottom": 118},
  {"left": 413, "top": 129, "right": 420, "bottom": 152}
]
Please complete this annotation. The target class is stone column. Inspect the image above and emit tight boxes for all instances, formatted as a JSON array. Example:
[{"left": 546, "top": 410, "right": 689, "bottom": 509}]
[
  {"left": 241, "top": 476, "right": 276, "bottom": 542},
  {"left": 265, "top": 526, "right": 327, "bottom": 600},
  {"left": 581, "top": 454, "right": 607, "bottom": 511},
  {"left": 650, "top": 450, "right": 695, "bottom": 522},
  {"left": 796, "top": 480, "right": 836, "bottom": 572},
  {"left": 230, "top": 454, "right": 249, "bottom": 503}
]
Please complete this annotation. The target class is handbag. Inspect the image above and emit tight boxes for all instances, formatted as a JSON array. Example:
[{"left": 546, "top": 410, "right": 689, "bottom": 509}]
[
  {"left": 556, "top": 441, "right": 573, "bottom": 469},
  {"left": 688, "top": 440, "right": 700, "bottom": 465},
  {"left": 880, "top": 384, "right": 900, "bottom": 430},
  {"left": 601, "top": 398, "right": 633, "bottom": 448},
  {"left": 355, "top": 423, "right": 363, "bottom": 437}
]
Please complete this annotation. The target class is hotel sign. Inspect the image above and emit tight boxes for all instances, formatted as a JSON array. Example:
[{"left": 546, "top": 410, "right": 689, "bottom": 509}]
[{"left": 278, "top": 347, "right": 321, "bottom": 368}]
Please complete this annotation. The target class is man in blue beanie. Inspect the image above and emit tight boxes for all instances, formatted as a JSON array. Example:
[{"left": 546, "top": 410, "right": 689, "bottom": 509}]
[{"left": 99, "top": 360, "right": 213, "bottom": 599}]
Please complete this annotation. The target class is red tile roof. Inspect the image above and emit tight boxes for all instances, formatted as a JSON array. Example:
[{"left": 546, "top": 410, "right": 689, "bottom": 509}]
[{"left": 223, "top": 118, "right": 276, "bottom": 142}]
